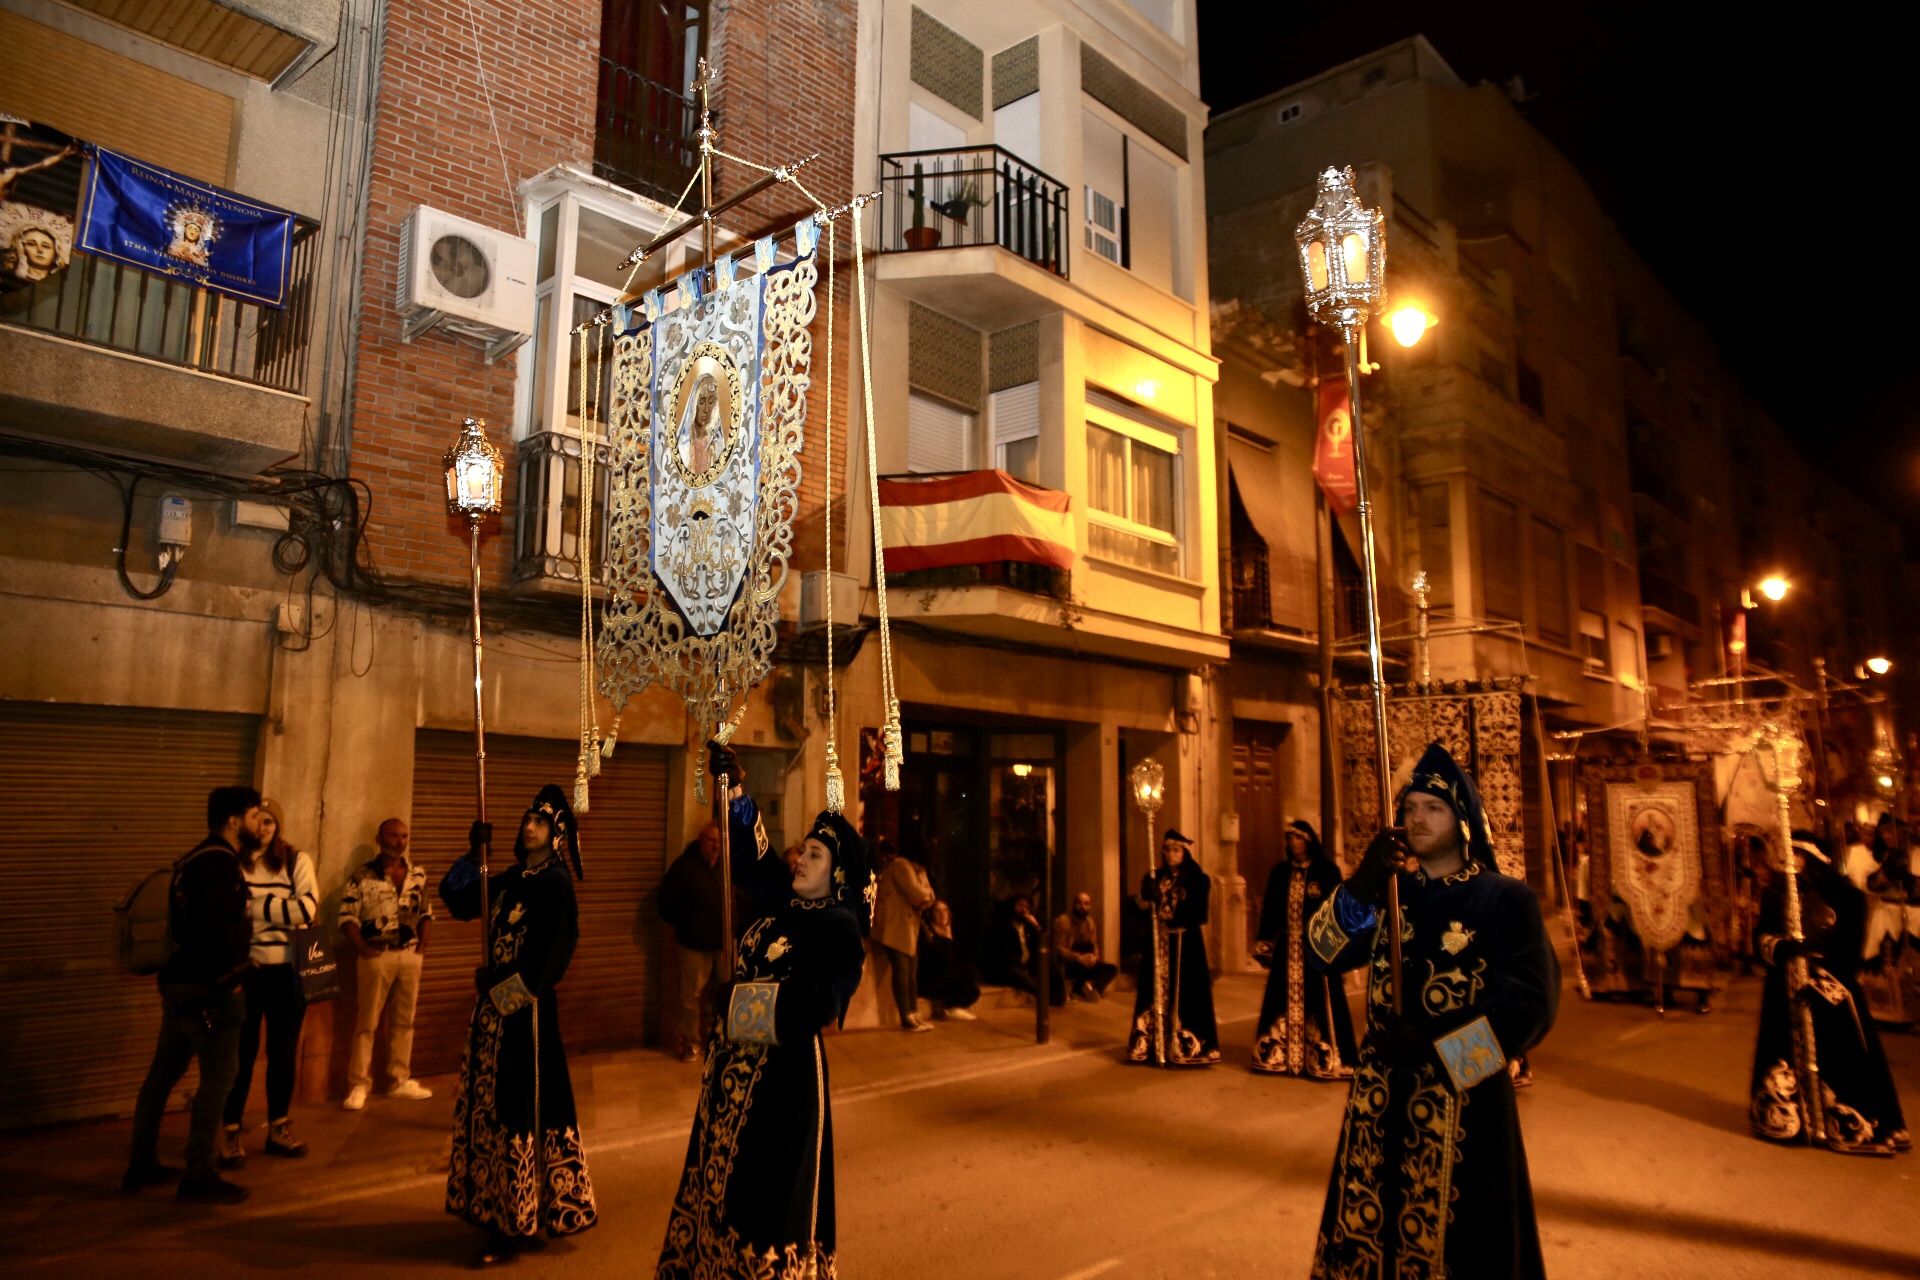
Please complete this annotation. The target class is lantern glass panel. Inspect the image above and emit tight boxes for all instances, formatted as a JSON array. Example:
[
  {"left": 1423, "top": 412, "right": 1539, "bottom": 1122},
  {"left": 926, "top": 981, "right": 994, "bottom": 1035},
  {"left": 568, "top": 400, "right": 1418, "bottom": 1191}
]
[
  {"left": 1341, "top": 231, "right": 1369, "bottom": 288},
  {"left": 1307, "top": 238, "right": 1329, "bottom": 292}
]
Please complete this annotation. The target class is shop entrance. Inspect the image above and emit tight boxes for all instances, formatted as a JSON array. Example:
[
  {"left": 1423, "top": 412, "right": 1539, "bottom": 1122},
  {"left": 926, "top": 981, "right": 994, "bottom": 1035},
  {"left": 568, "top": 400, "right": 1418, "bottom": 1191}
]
[{"left": 887, "top": 720, "right": 1064, "bottom": 973}]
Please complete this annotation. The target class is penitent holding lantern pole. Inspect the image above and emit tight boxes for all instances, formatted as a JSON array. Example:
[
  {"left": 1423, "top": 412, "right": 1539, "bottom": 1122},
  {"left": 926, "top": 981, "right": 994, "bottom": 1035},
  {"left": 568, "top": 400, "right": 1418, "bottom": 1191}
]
[
  {"left": 444, "top": 416, "right": 506, "bottom": 957},
  {"left": 1295, "top": 166, "right": 1404, "bottom": 1014}
]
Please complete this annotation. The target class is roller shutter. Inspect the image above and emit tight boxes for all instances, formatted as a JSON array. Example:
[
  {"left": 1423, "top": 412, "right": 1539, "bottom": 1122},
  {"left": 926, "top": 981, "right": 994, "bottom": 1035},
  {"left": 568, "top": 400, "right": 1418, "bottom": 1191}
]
[
  {"left": 0, "top": 702, "right": 258, "bottom": 1129},
  {"left": 407, "top": 731, "right": 670, "bottom": 1076}
]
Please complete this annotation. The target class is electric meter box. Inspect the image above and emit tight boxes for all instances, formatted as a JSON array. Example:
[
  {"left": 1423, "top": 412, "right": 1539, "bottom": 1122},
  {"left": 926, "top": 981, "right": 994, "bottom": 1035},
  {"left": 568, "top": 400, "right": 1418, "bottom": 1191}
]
[{"left": 157, "top": 494, "right": 193, "bottom": 547}]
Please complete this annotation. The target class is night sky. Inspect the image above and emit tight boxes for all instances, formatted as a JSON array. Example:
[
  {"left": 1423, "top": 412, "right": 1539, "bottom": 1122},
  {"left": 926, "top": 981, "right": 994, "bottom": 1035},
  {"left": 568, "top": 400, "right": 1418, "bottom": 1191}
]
[{"left": 1200, "top": 3, "right": 1918, "bottom": 553}]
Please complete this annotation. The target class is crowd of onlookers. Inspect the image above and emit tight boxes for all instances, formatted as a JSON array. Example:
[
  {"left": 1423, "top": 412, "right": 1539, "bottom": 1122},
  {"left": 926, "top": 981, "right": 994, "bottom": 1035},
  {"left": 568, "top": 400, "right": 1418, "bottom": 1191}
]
[{"left": 124, "top": 788, "right": 439, "bottom": 1205}]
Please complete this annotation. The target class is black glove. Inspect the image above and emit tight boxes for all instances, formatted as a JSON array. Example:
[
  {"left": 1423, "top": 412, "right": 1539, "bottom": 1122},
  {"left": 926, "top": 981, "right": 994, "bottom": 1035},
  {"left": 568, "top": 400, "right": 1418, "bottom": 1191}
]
[
  {"left": 1348, "top": 828, "right": 1408, "bottom": 908},
  {"left": 468, "top": 821, "right": 493, "bottom": 859},
  {"left": 1252, "top": 940, "right": 1274, "bottom": 970},
  {"left": 1772, "top": 937, "right": 1821, "bottom": 965},
  {"left": 707, "top": 740, "right": 743, "bottom": 786},
  {"left": 1374, "top": 1010, "right": 1431, "bottom": 1071}
]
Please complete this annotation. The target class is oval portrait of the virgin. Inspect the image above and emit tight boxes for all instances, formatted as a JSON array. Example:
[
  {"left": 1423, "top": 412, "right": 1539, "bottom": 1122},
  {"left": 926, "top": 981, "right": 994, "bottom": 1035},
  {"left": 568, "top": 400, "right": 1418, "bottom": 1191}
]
[{"left": 665, "top": 341, "right": 745, "bottom": 489}]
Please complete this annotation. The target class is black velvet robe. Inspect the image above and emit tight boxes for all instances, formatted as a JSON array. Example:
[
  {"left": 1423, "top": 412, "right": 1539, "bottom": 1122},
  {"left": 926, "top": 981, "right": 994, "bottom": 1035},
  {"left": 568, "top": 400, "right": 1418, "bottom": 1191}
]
[
  {"left": 1748, "top": 867, "right": 1910, "bottom": 1154},
  {"left": 1253, "top": 857, "right": 1356, "bottom": 1078},
  {"left": 440, "top": 854, "right": 597, "bottom": 1240},
  {"left": 1307, "top": 860, "right": 1558, "bottom": 1279},
  {"left": 658, "top": 799, "right": 867, "bottom": 1279},
  {"left": 1128, "top": 862, "right": 1220, "bottom": 1066}
]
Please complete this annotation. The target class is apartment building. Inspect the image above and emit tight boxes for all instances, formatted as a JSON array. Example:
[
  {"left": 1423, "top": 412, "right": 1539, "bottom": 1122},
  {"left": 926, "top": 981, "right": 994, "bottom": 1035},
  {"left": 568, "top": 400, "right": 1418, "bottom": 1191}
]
[{"left": 843, "top": 0, "right": 1240, "bottom": 970}]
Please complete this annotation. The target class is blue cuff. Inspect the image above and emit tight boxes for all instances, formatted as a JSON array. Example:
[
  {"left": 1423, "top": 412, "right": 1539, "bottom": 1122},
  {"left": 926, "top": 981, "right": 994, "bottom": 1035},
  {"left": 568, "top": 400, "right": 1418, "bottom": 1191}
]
[{"left": 1335, "top": 887, "right": 1379, "bottom": 936}]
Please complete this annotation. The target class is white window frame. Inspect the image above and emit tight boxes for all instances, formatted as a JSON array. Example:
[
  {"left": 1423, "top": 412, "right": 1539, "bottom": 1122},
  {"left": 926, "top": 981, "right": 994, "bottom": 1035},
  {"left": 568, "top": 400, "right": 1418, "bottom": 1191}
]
[
  {"left": 1085, "top": 399, "right": 1183, "bottom": 574},
  {"left": 1079, "top": 98, "right": 1190, "bottom": 298},
  {"left": 990, "top": 382, "right": 1041, "bottom": 480}
]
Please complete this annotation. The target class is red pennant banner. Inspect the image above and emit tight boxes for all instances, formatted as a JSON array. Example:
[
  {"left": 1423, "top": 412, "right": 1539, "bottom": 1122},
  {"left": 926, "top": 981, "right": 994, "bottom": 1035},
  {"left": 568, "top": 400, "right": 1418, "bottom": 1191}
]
[{"left": 1314, "top": 381, "right": 1357, "bottom": 516}]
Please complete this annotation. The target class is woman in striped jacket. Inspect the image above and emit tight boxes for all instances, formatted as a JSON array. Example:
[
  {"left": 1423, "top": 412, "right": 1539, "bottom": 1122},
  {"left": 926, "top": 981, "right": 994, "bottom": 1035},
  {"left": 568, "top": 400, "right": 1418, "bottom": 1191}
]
[{"left": 219, "top": 797, "right": 319, "bottom": 1163}]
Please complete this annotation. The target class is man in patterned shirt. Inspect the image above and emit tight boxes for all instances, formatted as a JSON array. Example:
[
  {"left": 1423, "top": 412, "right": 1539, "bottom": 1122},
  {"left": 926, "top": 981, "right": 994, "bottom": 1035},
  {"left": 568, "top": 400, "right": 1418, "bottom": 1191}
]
[{"left": 338, "top": 817, "right": 434, "bottom": 1110}]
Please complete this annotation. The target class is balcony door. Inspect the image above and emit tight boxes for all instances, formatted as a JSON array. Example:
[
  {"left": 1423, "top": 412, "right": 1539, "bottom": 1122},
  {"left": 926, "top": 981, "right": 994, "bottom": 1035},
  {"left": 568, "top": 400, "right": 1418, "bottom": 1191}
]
[{"left": 596, "top": 1, "right": 708, "bottom": 200}]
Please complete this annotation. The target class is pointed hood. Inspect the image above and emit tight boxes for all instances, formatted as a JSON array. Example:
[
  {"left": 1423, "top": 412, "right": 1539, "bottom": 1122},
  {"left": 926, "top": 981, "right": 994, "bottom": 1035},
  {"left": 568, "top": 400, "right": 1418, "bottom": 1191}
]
[{"left": 1394, "top": 741, "right": 1497, "bottom": 871}]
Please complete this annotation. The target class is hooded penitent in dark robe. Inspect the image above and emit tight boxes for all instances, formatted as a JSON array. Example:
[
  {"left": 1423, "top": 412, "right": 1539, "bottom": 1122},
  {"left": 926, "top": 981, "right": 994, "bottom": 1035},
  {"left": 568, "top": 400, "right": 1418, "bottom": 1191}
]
[
  {"left": 657, "top": 793, "right": 872, "bottom": 1280},
  {"left": 1128, "top": 830, "right": 1220, "bottom": 1066},
  {"left": 1748, "top": 834, "right": 1910, "bottom": 1155},
  {"left": 438, "top": 784, "right": 597, "bottom": 1242},
  {"left": 1253, "top": 821, "right": 1356, "bottom": 1079},
  {"left": 1307, "top": 743, "right": 1559, "bottom": 1280}
]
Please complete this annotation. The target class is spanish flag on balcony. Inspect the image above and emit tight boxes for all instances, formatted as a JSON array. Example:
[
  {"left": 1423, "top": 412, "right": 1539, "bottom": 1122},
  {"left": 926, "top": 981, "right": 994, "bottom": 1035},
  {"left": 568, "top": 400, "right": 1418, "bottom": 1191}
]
[{"left": 878, "top": 470, "right": 1075, "bottom": 572}]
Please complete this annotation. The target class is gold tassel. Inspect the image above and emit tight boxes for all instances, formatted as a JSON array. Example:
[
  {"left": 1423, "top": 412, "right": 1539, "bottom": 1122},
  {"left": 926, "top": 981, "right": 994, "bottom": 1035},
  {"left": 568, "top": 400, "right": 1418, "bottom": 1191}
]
[
  {"left": 824, "top": 742, "right": 844, "bottom": 814},
  {"left": 882, "top": 704, "right": 903, "bottom": 792},
  {"left": 573, "top": 766, "right": 590, "bottom": 815}
]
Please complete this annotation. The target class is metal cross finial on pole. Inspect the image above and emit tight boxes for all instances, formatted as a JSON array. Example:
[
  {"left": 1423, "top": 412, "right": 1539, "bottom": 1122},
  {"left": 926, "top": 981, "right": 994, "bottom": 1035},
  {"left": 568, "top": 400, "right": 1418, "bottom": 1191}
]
[
  {"left": 443, "top": 417, "right": 506, "bottom": 955},
  {"left": 1296, "top": 166, "right": 1403, "bottom": 1013}
]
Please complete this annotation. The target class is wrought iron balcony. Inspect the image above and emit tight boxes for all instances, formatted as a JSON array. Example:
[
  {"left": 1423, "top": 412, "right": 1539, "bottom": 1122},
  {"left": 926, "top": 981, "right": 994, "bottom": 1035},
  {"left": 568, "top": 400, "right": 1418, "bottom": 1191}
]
[
  {"left": 886, "top": 559, "right": 1071, "bottom": 601},
  {"left": 1231, "top": 540, "right": 1272, "bottom": 631},
  {"left": 0, "top": 218, "right": 318, "bottom": 394},
  {"left": 878, "top": 146, "right": 1068, "bottom": 277},
  {"left": 513, "top": 430, "right": 612, "bottom": 587},
  {"left": 594, "top": 57, "right": 701, "bottom": 205}
]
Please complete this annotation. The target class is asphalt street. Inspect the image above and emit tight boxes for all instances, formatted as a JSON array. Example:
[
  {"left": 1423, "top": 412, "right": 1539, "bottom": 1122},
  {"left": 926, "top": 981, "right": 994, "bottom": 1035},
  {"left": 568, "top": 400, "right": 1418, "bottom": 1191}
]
[{"left": 2, "top": 970, "right": 1916, "bottom": 1278}]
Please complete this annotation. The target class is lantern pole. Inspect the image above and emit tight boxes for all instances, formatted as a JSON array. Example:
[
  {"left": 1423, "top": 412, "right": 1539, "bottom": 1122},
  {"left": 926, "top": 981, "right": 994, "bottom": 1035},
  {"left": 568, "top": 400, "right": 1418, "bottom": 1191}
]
[
  {"left": 1297, "top": 167, "right": 1403, "bottom": 1014},
  {"left": 444, "top": 417, "right": 504, "bottom": 960},
  {"left": 1130, "top": 759, "right": 1169, "bottom": 1065}
]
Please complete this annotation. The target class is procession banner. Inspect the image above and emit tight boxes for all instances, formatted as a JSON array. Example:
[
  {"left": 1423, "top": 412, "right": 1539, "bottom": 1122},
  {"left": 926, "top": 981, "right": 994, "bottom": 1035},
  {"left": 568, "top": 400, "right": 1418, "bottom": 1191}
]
[
  {"left": 1313, "top": 380, "right": 1357, "bottom": 516},
  {"left": 76, "top": 147, "right": 295, "bottom": 307}
]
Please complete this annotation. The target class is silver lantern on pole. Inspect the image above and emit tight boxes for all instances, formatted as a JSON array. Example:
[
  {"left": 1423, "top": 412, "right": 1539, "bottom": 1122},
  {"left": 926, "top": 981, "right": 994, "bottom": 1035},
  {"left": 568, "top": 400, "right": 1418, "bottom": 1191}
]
[
  {"left": 1295, "top": 166, "right": 1404, "bottom": 1013},
  {"left": 444, "top": 415, "right": 505, "bottom": 955},
  {"left": 1129, "top": 757, "right": 1170, "bottom": 1065}
]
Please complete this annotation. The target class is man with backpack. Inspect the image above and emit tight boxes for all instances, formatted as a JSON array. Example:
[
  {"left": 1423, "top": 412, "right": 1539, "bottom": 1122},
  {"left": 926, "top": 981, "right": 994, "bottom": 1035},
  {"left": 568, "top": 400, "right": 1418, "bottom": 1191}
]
[{"left": 123, "top": 784, "right": 263, "bottom": 1204}]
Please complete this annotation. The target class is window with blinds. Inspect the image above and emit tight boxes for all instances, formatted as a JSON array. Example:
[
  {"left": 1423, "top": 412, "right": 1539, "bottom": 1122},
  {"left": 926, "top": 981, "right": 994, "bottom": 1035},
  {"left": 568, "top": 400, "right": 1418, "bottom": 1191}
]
[
  {"left": 1412, "top": 482, "right": 1453, "bottom": 608},
  {"left": 990, "top": 382, "right": 1041, "bottom": 482},
  {"left": 1531, "top": 519, "right": 1569, "bottom": 644},
  {"left": 907, "top": 391, "right": 975, "bottom": 473},
  {"left": 1481, "top": 494, "right": 1522, "bottom": 622},
  {"left": 1082, "top": 111, "right": 1124, "bottom": 264},
  {"left": 1126, "top": 143, "right": 1178, "bottom": 296},
  {"left": 1085, "top": 402, "right": 1181, "bottom": 576}
]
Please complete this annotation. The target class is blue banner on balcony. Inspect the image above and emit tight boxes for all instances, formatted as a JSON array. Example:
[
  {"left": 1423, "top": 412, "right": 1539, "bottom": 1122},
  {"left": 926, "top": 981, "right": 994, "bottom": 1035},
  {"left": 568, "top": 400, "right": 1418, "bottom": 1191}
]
[{"left": 76, "top": 148, "right": 295, "bottom": 308}]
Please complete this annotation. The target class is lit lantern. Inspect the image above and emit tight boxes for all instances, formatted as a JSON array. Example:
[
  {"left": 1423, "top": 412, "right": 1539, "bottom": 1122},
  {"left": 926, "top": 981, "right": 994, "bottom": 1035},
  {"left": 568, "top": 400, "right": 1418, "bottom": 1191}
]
[
  {"left": 1296, "top": 166, "right": 1386, "bottom": 330},
  {"left": 1129, "top": 758, "right": 1165, "bottom": 816},
  {"left": 443, "top": 417, "right": 505, "bottom": 518}
]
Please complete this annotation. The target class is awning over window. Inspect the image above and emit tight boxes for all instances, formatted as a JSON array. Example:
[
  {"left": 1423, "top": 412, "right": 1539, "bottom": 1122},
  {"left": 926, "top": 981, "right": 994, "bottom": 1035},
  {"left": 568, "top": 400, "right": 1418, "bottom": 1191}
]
[{"left": 1228, "top": 436, "right": 1315, "bottom": 633}]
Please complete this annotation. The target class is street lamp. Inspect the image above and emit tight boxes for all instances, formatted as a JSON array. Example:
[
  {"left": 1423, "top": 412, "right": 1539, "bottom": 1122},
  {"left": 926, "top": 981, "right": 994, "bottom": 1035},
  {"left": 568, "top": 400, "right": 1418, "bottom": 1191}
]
[
  {"left": 1757, "top": 574, "right": 1790, "bottom": 604},
  {"left": 1867, "top": 655, "right": 1893, "bottom": 676},
  {"left": 444, "top": 416, "right": 505, "bottom": 950},
  {"left": 1128, "top": 757, "right": 1169, "bottom": 1065},
  {"left": 1385, "top": 301, "right": 1438, "bottom": 349},
  {"left": 1296, "top": 165, "right": 1404, "bottom": 1014}
]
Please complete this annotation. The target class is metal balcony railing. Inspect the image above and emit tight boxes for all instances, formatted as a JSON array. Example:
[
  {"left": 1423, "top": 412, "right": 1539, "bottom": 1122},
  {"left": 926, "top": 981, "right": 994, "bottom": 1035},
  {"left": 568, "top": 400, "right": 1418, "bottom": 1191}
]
[
  {"left": 886, "top": 560, "right": 1071, "bottom": 601},
  {"left": 593, "top": 57, "right": 701, "bottom": 205},
  {"left": 513, "top": 431, "right": 613, "bottom": 586},
  {"left": 0, "top": 218, "right": 319, "bottom": 394},
  {"left": 1231, "top": 541, "right": 1272, "bottom": 630},
  {"left": 878, "top": 146, "right": 1068, "bottom": 276}
]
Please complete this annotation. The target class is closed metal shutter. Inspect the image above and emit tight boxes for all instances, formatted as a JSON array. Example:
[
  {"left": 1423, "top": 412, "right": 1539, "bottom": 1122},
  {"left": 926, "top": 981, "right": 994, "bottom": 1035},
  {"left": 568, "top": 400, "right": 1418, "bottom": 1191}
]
[
  {"left": 0, "top": 702, "right": 259, "bottom": 1129},
  {"left": 407, "top": 731, "right": 670, "bottom": 1077}
]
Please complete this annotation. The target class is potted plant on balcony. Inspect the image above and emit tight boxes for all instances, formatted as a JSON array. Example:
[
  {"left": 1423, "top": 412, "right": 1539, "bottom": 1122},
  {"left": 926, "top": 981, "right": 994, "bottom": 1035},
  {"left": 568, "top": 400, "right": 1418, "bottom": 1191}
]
[{"left": 904, "top": 161, "right": 941, "bottom": 251}]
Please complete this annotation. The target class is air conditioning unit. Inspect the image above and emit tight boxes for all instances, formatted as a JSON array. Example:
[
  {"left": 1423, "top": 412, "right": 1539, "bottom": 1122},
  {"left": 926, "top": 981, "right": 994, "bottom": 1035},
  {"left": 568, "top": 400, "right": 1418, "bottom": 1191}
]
[
  {"left": 799, "top": 571, "right": 863, "bottom": 632},
  {"left": 1646, "top": 632, "right": 1675, "bottom": 661},
  {"left": 396, "top": 206, "right": 536, "bottom": 363}
]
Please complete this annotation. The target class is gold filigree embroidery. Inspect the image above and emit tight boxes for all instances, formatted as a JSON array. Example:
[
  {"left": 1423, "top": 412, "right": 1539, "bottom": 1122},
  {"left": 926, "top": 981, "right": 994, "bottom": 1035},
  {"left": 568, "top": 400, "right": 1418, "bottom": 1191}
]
[{"left": 1420, "top": 959, "right": 1486, "bottom": 1017}]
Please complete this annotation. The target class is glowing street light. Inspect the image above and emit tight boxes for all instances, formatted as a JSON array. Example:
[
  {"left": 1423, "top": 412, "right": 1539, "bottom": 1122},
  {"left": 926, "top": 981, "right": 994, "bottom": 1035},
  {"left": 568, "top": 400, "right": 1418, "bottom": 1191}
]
[
  {"left": 1386, "top": 301, "right": 1438, "bottom": 348},
  {"left": 1867, "top": 656, "right": 1893, "bottom": 676},
  {"left": 1757, "top": 574, "right": 1790, "bottom": 603}
]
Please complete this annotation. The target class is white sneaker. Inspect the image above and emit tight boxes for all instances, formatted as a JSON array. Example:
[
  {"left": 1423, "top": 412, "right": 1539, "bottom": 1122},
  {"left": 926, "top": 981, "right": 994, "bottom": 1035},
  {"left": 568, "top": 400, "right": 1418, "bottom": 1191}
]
[
  {"left": 342, "top": 1085, "right": 369, "bottom": 1111},
  {"left": 387, "top": 1079, "right": 433, "bottom": 1101},
  {"left": 944, "top": 1006, "right": 979, "bottom": 1021}
]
